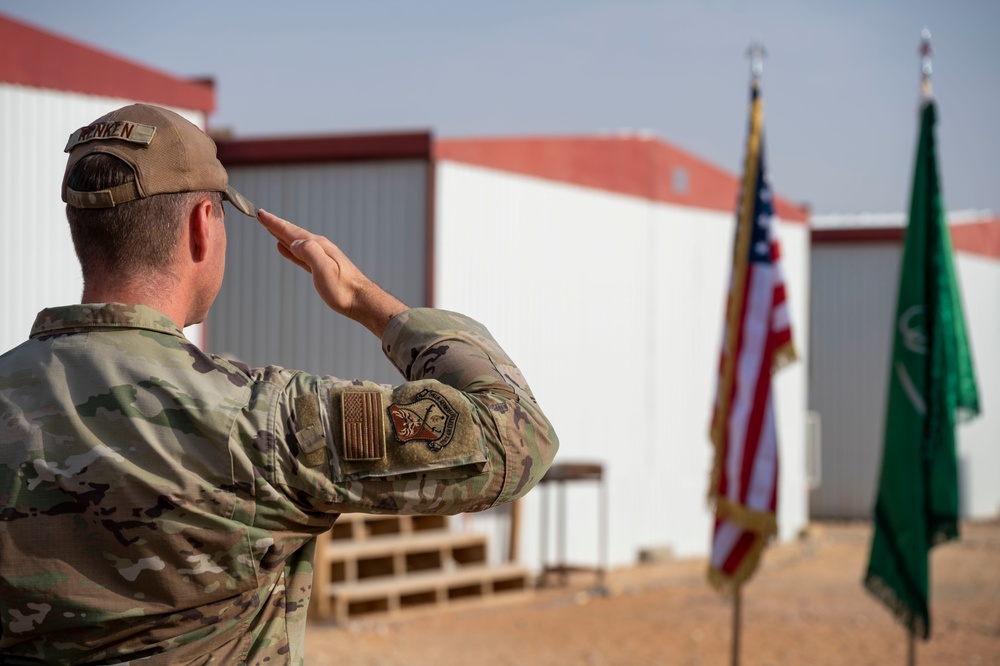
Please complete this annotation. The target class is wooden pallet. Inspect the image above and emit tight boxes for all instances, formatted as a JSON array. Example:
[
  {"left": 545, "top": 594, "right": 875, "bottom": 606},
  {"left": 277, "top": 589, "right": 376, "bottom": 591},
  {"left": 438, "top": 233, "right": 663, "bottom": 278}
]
[{"left": 309, "top": 513, "right": 532, "bottom": 623}]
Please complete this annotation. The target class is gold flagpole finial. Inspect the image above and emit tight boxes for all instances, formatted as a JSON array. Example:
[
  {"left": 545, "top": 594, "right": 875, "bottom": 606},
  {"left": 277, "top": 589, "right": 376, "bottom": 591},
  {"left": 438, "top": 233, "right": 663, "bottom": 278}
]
[
  {"left": 748, "top": 40, "right": 766, "bottom": 81},
  {"left": 920, "top": 28, "right": 933, "bottom": 99}
]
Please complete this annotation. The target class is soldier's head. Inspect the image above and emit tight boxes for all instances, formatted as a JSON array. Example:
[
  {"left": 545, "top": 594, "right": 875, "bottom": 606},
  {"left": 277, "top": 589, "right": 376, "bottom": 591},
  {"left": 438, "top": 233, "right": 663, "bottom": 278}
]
[{"left": 62, "top": 104, "right": 256, "bottom": 294}]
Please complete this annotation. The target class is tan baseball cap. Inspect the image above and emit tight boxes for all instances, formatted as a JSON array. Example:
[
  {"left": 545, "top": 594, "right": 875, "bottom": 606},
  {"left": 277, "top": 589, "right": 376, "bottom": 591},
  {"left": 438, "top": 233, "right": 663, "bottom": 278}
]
[{"left": 62, "top": 103, "right": 257, "bottom": 218}]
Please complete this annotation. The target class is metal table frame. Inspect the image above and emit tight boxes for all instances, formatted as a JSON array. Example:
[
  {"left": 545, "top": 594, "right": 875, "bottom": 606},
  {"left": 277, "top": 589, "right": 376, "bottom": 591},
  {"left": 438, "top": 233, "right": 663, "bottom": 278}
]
[{"left": 536, "top": 462, "right": 608, "bottom": 592}]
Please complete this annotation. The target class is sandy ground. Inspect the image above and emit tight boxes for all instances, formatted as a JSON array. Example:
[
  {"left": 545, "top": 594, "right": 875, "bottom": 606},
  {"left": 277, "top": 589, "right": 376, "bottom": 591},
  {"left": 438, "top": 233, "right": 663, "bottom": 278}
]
[{"left": 303, "top": 520, "right": 1000, "bottom": 665}]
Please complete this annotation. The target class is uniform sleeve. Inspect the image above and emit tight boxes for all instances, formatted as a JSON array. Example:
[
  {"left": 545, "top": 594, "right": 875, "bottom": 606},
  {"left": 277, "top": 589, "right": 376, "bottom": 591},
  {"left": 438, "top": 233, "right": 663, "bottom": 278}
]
[{"left": 268, "top": 308, "right": 558, "bottom": 516}]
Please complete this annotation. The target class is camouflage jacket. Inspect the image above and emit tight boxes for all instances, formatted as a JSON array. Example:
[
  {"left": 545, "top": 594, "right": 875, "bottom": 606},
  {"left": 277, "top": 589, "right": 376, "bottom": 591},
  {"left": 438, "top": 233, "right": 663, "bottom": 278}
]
[{"left": 0, "top": 304, "right": 558, "bottom": 665}]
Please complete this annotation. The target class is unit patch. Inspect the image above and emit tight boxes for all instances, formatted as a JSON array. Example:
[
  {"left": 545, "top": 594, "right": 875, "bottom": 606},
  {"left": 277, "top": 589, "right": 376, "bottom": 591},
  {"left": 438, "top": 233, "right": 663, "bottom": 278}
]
[
  {"left": 342, "top": 392, "right": 386, "bottom": 461},
  {"left": 388, "top": 389, "right": 458, "bottom": 452}
]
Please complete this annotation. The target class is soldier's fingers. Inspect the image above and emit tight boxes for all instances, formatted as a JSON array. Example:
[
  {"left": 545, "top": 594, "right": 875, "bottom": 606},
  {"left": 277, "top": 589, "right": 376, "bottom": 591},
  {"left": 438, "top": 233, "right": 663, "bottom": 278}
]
[
  {"left": 288, "top": 239, "right": 358, "bottom": 313},
  {"left": 259, "top": 210, "right": 348, "bottom": 270},
  {"left": 311, "top": 235, "right": 351, "bottom": 264},
  {"left": 258, "top": 209, "right": 310, "bottom": 246},
  {"left": 276, "top": 241, "right": 311, "bottom": 272},
  {"left": 288, "top": 238, "right": 338, "bottom": 278},
  {"left": 265, "top": 218, "right": 354, "bottom": 281}
]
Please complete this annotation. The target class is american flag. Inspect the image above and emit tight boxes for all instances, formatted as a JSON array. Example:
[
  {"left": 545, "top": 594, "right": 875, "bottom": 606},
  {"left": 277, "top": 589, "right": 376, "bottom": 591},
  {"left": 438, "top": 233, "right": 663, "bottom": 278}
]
[
  {"left": 343, "top": 392, "right": 385, "bottom": 461},
  {"left": 708, "top": 80, "right": 797, "bottom": 592}
]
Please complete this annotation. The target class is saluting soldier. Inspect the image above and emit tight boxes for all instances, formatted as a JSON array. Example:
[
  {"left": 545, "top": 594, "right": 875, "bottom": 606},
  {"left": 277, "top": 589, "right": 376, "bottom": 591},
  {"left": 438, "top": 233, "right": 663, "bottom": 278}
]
[{"left": 0, "top": 104, "right": 558, "bottom": 665}]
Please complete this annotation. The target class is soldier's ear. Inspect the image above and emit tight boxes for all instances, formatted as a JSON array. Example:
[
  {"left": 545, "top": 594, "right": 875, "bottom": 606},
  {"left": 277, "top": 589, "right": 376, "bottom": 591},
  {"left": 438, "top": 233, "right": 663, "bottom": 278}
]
[{"left": 188, "top": 196, "right": 216, "bottom": 263}]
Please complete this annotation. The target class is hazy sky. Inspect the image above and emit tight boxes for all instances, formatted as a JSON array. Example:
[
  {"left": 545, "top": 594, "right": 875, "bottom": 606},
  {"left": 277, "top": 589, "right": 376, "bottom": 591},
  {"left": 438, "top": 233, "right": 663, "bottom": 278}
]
[{"left": 4, "top": 1, "right": 998, "bottom": 215}]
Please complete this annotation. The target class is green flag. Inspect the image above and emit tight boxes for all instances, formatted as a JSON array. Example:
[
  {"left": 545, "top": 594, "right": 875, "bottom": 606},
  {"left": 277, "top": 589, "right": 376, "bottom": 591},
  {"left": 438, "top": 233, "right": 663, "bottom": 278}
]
[{"left": 863, "top": 99, "right": 980, "bottom": 639}]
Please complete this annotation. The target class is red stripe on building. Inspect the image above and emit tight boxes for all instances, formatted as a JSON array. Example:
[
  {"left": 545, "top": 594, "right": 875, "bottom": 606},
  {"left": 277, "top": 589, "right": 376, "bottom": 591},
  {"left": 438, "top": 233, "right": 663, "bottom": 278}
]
[
  {"left": 217, "top": 132, "right": 433, "bottom": 166},
  {"left": 436, "top": 136, "right": 809, "bottom": 224},
  {"left": 943, "top": 218, "right": 1000, "bottom": 261},
  {"left": 813, "top": 217, "right": 1000, "bottom": 261},
  {"left": 0, "top": 14, "right": 214, "bottom": 113}
]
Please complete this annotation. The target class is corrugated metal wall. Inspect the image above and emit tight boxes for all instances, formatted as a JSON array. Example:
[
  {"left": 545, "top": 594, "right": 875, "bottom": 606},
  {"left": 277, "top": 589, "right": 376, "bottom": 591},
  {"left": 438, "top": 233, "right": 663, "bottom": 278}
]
[
  {"left": 809, "top": 242, "right": 1000, "bottom": 519},
  {"left": 808, "top": 244, "right": 900, "bottom": 518},
  {"left": 208, "top": 161, "right": 428, "bottom": 383},
  {"left": 0, "top": 83, "right": 205, "bottom": 353},
  {"left": 435, "top": 161, "right": 811, "bottom": 570}
]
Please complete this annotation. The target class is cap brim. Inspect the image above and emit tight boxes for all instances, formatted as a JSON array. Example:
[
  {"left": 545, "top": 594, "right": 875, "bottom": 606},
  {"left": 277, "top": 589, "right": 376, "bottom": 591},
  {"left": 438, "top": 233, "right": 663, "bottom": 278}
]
[{"left": 223, "top": 185, "right": 258, "bottom": 218}]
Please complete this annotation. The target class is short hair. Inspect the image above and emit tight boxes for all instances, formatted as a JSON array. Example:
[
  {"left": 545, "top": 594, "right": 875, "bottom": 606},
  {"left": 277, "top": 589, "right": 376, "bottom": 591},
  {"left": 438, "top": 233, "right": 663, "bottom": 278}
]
[{"left": 65, "top": 153, "right": 222, "bottom": 278}]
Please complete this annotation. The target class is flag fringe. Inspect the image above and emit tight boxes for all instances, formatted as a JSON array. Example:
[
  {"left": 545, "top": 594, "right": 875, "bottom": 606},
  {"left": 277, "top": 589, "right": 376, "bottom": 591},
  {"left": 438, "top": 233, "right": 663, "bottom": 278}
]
[
  {"left": 715, "top": 498, "right": 778, "bottom": 535},
  {"left": 929, "top": 519, "right": 958, "bottom": 547},
  {"left": 708, "top": 87, "right": 764, "bottom": 484},
  {"left": 864, "top": 573, "right": 928, "bottom": 640},
  {"left": 956, "top": 405, "right": 979, "bottom": 425},
  {"left": 708, "top": 535, "right": 766, "bottom": 596},
  {"left": 772, "top": 340, "right": 798, "bottom": 373},
  {"left": 708, "top": 436, "right": 724, "bottom": 501}
]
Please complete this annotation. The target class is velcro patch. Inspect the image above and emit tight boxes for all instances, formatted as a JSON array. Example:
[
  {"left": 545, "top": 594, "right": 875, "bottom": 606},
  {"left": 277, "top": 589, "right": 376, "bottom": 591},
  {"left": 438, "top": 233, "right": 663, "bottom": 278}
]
[
  {"left": 65, "top": 121, "right": 157, "bottom": 152},
  {"left": 294, "top": 394, "right": 327, "bottom": 467},
  {"left": 342, "top": 392, "right": 385, "bottom": 461}
]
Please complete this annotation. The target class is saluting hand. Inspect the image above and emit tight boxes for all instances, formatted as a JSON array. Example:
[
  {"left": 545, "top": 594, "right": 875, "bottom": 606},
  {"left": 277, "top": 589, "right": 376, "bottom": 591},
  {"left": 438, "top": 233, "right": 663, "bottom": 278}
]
[{"left": 256, "top": 209, "right": 407, "bottom": 338}]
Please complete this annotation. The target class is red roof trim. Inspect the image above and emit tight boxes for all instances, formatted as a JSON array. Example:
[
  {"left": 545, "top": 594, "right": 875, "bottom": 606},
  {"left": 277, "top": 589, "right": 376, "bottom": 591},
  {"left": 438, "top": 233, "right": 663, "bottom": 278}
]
[
  {"left": 811, "top": 228, "right": 904, "bottom": 243},
  {"left": 947, "top": 219, "right": 1000, "bottom": 260},
  {"left": 216, "top": 132, "right": 433, "bottom": 166},
  {"left": 813, "top": 218, "right": 1000, "bottom": 261},
  {"left": 0, "top": 14, "right": 214, "bottom": 113},
  {"left": 211, "top": 131, "right": 813, "bottom": 227},
  {"left": 435, "top": 136, "right": 810, "bottom": 224}
]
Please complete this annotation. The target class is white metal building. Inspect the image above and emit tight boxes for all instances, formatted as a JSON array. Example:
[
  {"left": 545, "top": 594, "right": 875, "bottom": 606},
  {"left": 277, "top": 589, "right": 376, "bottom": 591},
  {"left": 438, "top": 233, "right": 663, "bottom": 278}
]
[
  {"left": 0, "top": 14, "right": 216, "bottom": 353},
  {"left": 810, "top": 212, "right": 1000, "bottom": 520},
  {"left": 214, "top": 133, "right": 814, "bottom": 571}
]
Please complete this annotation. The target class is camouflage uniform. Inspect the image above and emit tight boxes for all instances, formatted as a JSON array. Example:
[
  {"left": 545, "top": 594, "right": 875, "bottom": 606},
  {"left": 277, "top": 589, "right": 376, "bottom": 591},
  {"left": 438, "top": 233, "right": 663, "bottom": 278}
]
[{"left": 0, "top": 303, "right": 558, "bottom": 665}]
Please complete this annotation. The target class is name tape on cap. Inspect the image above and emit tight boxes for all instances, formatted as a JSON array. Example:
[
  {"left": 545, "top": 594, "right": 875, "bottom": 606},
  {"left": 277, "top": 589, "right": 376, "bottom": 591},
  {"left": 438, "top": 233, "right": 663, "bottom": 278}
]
[{"left": 65, "top": 121, "right": 157, "bottom": 153}]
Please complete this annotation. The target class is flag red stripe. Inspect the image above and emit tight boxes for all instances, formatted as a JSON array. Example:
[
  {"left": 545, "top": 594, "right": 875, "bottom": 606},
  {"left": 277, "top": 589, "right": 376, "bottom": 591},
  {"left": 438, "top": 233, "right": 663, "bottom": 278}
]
[
  {"left": 743, "top": 321, "right": 781, "bottom": 504},
  {"left": 722, "top": 529, "right": 757, "bottom": 575},
  {"left": 748, "top": 393, "right": 779, "bottom": 511},
  {"left": 735, "top": 266, "right": 775, "bottom": 504},
  {"left": 719, "top": 253, "right": 754, "bottom": 499}
]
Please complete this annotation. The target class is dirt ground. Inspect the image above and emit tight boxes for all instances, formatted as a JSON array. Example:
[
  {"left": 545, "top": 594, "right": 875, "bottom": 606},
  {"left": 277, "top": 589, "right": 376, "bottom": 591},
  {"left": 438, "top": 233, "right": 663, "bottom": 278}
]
[{"left": 303, "top": 520, "right": 1000, "bottom": 665}]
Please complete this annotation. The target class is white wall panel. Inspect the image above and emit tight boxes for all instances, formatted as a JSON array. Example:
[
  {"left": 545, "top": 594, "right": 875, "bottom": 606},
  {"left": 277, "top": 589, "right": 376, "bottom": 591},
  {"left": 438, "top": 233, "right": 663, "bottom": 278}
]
[
  {"left": 955, "top": 254, "right": 1000, "bottom": 517},
  {"left": 210, "top": 161, "right": 428, "bottom": 384},
  {"left": 809, "top": 243, "right": 999, "bottom": 519},
  {"left": 0, "top": 83, "right": 205, "bottom": 353},
  {"left": 436, "top": 161, "right": 811, "bottom": 570}
]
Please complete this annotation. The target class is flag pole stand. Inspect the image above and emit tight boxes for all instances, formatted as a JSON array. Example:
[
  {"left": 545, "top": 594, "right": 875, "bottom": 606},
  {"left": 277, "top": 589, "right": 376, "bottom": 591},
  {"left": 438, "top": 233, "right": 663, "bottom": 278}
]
[
  {"left": 907, "top": 630, "right": 915, "bottom": 666},
  {"left": 731, "top": 586, "right": 742, "bottom": 666}
]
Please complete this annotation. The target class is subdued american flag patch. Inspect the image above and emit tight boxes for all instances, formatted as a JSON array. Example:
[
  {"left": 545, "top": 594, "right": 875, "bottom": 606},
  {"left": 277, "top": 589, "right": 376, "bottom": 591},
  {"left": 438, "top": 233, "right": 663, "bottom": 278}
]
[{"left": 342, "top": 392, "right": 385, "bottom": 461}]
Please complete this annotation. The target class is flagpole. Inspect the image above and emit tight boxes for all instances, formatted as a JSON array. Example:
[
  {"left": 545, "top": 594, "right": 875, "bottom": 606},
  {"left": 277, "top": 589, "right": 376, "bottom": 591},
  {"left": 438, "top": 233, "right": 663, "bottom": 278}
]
[
  {"left": 919, "top": 28, "right": 933, "bottom": 101},
  {"left": 727, "top": 40, "right": 764, "bottom": 666},
  {"left": 904, "top": 30, "right": 934, "bottom": 666},
  {"left": 731, "top": 585, "right": 742, "bottom": 666}
]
